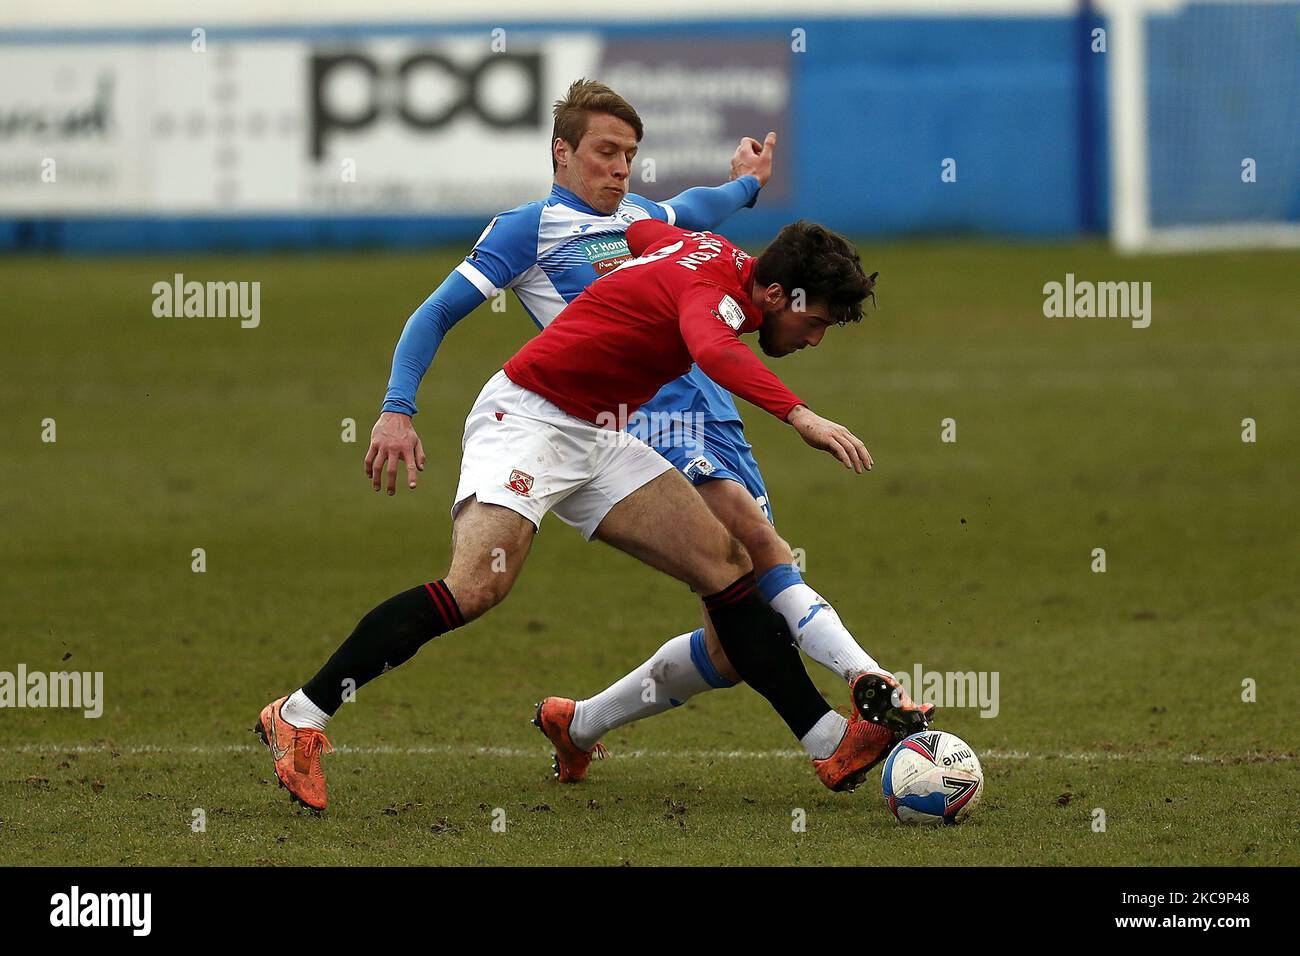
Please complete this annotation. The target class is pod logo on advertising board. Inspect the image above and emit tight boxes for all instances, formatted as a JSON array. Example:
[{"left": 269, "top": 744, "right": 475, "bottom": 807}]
[{"left": 310, "top": 50, "right": 543, "bottom": 158}]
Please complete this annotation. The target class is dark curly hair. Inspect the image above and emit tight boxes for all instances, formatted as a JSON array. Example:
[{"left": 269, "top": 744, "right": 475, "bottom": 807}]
[{"left": 752, "top": 221, "right": 877, "bottom": 325}]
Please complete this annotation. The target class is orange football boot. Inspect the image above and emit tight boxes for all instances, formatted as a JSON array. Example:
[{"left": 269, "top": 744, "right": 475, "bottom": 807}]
[
  {"left": 532, "top": 697, "right": 607, "bottom": 783},
  {"left": 254, "top": 696, "right": 333, "bottom": 811},
  {"left": 851, "top": 670, "right": 936, "bottom": 735},
  {"left": 814, "top": 712, "right": 895, "bottom": 792}
]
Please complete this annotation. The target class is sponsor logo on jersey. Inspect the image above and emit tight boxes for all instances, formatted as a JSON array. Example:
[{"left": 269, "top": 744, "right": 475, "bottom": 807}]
[
  {"left": 506, "top": 469, "right": 534, "bottom": 496},
  {"left": 582, "top": 236, "right": 632, "bottom": 276},
  {"left": 713, "top": 294, "right": 747, "bottom": 331}
]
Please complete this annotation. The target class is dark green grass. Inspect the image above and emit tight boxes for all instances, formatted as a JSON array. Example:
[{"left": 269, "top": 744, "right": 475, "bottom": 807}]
[{"left": 1, "top": 239, "right": 1297, "bottom": 865}]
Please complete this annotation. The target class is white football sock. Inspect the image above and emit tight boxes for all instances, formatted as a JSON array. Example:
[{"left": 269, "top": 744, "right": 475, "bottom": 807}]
[
  {"left": 281, "top": 688, "right": 330, "bottom": 731},
  {"left": 800, "top": 710, "right": 849, "bottom": 760},
  {"left": 569, "top": 630, "right": 732, "bottom": 750},
  {"left": 760, "top": 566, "right": 879, "bottom": 682}
]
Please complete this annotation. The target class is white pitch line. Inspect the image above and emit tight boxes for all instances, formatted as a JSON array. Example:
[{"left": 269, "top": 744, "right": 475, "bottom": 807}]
[{"left": 1, "top": 743, "right": 1293, "bottom": 764}]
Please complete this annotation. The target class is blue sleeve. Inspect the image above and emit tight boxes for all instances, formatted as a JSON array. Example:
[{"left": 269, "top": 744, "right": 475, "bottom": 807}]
[
  {"left": 381, "top": 270, "right": 486, "bottom": 416},
  {"left": 661, "top": 176, "right": 762, "bottom": 231},
  {"left": 460, "top": 201, "right": 543, "bottom": 291}
]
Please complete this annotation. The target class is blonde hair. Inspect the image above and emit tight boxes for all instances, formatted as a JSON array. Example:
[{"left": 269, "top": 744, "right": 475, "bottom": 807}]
[{"left": 551, "top": 78, "right": 644, "bottom": 170}]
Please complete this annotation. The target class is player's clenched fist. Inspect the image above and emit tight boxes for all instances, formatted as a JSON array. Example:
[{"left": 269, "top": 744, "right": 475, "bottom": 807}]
[
  {"left": 730, "top": 131, "right": 778, "bottom": 187},
  {"left": 365, "top": 411, "right": 427, "bottom": 495},
  {"left": 787, "top": 405, "right": 873, "bottom": 474}
]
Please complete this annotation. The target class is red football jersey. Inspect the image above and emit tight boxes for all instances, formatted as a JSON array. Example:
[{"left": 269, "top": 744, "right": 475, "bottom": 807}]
[{"left": 503, "top": 220, "right": 805, "bottom": 426}]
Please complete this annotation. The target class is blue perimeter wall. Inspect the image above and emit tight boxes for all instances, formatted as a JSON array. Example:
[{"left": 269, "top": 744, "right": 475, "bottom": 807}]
[{"left": 0, "top": 15, "right": 1109, "bottom": 253}]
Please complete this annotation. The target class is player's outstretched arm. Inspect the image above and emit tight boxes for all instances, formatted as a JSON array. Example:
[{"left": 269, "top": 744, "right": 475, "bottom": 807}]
[{"left": 787, "top": 404, "right": 873, "bottom": 474}]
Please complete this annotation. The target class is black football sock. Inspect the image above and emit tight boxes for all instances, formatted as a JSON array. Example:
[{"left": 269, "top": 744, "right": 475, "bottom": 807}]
[
  {"left": 704, "top": 573, "right": 833, "bottom": 740},
  {"left": 301, "top": 580, "right": 464, "bottom": 716}
]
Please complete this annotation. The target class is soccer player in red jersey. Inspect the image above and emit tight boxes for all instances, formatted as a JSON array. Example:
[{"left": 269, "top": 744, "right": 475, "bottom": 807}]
[{"left": 257, "top": 219, "right": 930, "bottom": 810}]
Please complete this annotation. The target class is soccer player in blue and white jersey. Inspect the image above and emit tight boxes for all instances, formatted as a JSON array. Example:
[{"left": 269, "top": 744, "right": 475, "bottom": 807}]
[{"left": 270, "top": 79, "right": 928, "bottom": 790}]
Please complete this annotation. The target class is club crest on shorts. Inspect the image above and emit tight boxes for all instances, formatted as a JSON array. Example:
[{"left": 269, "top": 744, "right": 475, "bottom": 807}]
[{"left": 506, "top": 469, "right": 534, "bottom": 496}]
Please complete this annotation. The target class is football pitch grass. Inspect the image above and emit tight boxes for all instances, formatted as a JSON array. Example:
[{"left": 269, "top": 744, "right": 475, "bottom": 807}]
[{"left": 1, "top": 239, "right": 1296, "bottom": 866}]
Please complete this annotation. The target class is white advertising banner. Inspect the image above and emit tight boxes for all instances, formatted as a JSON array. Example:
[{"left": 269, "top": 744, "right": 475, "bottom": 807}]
[{"left": 0, "top": 31, "right": 789, "bottom": 216}]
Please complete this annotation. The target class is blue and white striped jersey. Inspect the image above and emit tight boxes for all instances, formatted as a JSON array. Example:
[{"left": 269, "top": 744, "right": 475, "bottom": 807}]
[
  {"left": 454, "top": 184, "right": 670, "bottom": 329},
  {"left": 382, "top": 177, "right": 760, "bottom": 421}
]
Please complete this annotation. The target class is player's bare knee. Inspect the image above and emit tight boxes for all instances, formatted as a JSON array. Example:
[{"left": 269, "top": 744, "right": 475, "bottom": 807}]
[
  {"left": 740, "top": 524, "right": 793, "bottom": 575},
  {"left": 725, "top": 534, "right": 752, "bottom": 575},
  {"left": 728, "top": 530, "right": 748, "bottom": 567},
  {"left": 681, "top": 529, "right": 751, "bottom": 595}
]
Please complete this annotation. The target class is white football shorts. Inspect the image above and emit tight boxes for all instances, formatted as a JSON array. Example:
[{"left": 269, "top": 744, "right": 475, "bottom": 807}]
[{"left": 452, "top": 369, "right": 674, "bottom": 540}]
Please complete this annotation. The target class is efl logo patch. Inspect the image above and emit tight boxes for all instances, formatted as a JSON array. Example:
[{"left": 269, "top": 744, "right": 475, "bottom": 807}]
[
  {"left": 683, "top": 456, "right": 716, "bottom": 481},
  {"left": 506, "top": 469, "right": 534, "bottom": 496},
  {"left": 713, "top": 294, "right": 746, "bottom": 331}
]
